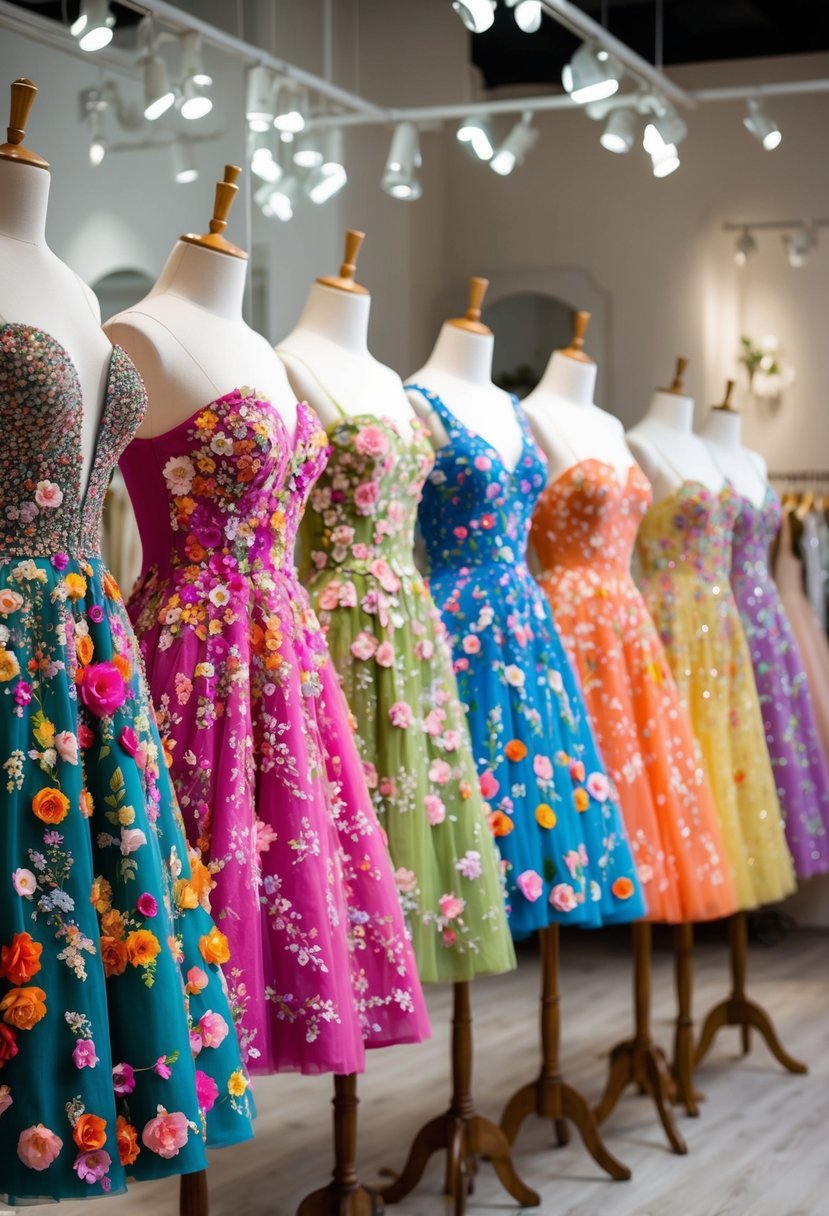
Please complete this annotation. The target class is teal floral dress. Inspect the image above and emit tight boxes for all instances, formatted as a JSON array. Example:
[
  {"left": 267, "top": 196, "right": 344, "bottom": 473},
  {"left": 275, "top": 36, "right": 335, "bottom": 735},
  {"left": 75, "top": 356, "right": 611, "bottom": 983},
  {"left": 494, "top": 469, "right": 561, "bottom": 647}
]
[
  {"left": 0, "top": 323, "right": 253, "bottom": 1205},
  {"left": 298, "top": 412, "right": 516, "bottom": 983}
]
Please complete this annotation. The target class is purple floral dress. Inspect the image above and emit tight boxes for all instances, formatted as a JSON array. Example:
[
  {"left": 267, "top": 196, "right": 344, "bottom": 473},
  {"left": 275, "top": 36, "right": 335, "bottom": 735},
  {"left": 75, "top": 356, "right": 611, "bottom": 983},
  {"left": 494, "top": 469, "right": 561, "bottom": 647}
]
[
  {"left": 0, "top": 323, "right": 253, "bottom": 1205},
  {"left": 298, "top": 413, "right": 517, "bottom": 982},
  {"left": 122, "top": 394, "right": 429, "bottom": 1077},
  {"left": 730, "top": 486, "right": 829, "bottom": 876}
]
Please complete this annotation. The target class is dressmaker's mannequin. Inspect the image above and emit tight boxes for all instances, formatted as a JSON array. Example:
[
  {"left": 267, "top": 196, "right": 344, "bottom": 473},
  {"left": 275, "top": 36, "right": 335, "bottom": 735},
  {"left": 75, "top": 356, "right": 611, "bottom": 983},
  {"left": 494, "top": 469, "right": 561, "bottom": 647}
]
[
  {"left": 407, "top": 277, "right": 523, "bottom": 469},
  {"left": 276, "top": 229, "right": 413, "bottom": 439},
  {"left": 700, "top": 381, "right": 768, "bottom": 507},
  {"left": 0, "top": 78, "right": 110, "bottom": 493},
  {"left": 627, "top": 358, "right": 724, "bottom": 499},
  {"left": 523, "top": 311, "right": 634, "bottom": 482},
  {"left": 106, "top": 165, "right": 297, "bottom": 440}
]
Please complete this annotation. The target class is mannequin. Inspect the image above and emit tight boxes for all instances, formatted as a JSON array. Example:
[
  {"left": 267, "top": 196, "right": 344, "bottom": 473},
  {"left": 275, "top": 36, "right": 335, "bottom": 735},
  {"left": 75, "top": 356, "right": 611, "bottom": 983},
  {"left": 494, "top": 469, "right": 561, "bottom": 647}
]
[
  {"left": 106, "top": 165, "right": 297, "bottom": 440},
  {"left": 700, "top": 381, "right": 768, "bottom": 507},
  {"left": 523, "top": 311, "right": 634, "bottom": 483},
  {"left": 276, "top": 229, "right": 413, "bottom": 439},
  {"left": 407, "top": 276, "right": 523, "bottom": 469},
  {"left": 0, "top": 77, "right": 110, "bottom": 494},
  {"left": 627, "top": 358, "right": 724, "bottom": 499}
]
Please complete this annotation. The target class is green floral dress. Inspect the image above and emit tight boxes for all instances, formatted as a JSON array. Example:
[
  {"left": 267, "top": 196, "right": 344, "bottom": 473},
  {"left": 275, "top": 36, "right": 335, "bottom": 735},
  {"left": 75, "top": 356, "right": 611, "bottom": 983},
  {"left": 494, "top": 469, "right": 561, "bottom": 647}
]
[
  {"left": 0, "top": 323, "right": 253, "bottom": 1204},
  {"left": 299, "top": 412, "right": 516, "bottom": 983}
]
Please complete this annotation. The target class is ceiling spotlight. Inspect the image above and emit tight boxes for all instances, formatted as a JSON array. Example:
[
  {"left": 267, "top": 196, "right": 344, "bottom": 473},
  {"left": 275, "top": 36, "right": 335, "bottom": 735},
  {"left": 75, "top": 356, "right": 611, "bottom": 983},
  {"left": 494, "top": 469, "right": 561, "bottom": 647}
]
[
  {"left": 274, "top": 81, "right": 308, "bottom": 134},
  {"left": 171, "top": 139, "right": 198, "bottom": 184},
  {"left": 490, "top": 112, "right": 537, "bottom": 175},
  {"left": 267, "top": 176, "right": 298, "bottom": 222},
  {"left": 293, "top": 131, "right": 323, "bottom": 169},
  {"left": 734, "top": 228, "right": 757, "bottom": 268},
  {"left": 784, "top": 225, "right": 817, "bottom": 268},
  {"left": 600, "top": 108, "right": 637, "bottom": 153},
  {"left": 246, "top": 64, "right": 275, "bottom": 133},
  {"left": 179, "top": 31, "right": 212, "bottom": 88},
  {"left": 643, "top": 123, "right": 680, "bottom": 177},
  {"left": 143, "top": 55, "right": 175, "bottom": 121},
  {"left": 180, "top": 77, "right": 212, "bottom": 121},
  {"left": 647, "top": 101, "right": 687, "bottom": 148},
  {"left": 249, "top": 132, "right": 282, "bottom": 183},
  {"left": 382, "top": 121, "right": 422, "bottom": 200},
  {"left": 306, "top": 130, "right": 348, "bottom": 204},
  {"left": 504, "top": 0, "right": 543, "bottom": 31},
  {"left": 451, "top": 0, "right": 496, "bottom": 33},
  {"left": 744, "top": 98, "right": 782, "bottom": 151},
  {"left": 456, "top": 115, "right": 494, "bottom": 161},
  {"left": 562, "top": 43, "right": 621, "bottom": 105},
  {"left": 254, "top": 182, "right": 276, "bottom": 218},
  {"left": 70, "top": 0, "right": 114, "bottom": 52}
]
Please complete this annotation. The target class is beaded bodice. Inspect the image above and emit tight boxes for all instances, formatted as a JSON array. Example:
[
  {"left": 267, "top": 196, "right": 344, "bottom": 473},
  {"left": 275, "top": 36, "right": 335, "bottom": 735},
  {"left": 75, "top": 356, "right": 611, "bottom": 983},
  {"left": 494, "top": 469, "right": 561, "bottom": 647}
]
[{"left": 637, "top": 481, "right": 738, "bottom": 583}]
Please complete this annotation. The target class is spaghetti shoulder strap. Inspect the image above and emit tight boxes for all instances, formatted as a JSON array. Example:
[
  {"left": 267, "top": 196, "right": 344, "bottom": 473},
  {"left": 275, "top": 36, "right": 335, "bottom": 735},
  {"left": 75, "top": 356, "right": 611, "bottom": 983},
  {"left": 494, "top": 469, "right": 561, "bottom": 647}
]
[
  {"left": 275, "top": 346, "right": 349, "bottom": 420},
  {"left": 404, "top": 383, "right": 456, "bottom": 432}
]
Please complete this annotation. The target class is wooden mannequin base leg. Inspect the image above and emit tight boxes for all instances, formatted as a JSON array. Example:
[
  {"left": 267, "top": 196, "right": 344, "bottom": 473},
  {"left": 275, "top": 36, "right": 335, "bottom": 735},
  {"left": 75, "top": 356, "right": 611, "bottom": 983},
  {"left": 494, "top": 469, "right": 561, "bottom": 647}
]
[
  {"left": 694, "top": 913, "right": 808, "bottom": 1075},
  {"left": 380, "top": 982, "right": 540, "bottom": 1213},
  {"left": 593, "top": 923, "right": 687, "bottom": 1155},
  {"left": 180, "top": 1169, "right": 208, "bottom": 1216},
  {"left": 671, "top": 921, "right": 704, "bottom": 1116},
  {"left": 296, "top": 1075, "right": 383, "bottom": 1216},
  {"left": 498, "top": 926, "right": 632, "bottom": 1182}
]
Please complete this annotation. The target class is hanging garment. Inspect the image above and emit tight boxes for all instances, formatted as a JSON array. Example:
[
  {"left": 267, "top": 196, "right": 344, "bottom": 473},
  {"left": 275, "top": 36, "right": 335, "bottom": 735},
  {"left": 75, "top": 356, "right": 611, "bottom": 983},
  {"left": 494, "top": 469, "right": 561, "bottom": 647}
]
[
  {"left": 530, "top": 453, "right": 738, "bottom": 922},
  {"left": 122, "top": 392, "right": 430, "bottom": 1077},
  {"left": 0, "top": 322, "right": 253, "bottom": 1205},
  {"left": 636, "top": 480, "right": 796, "bottom": 909},
  {"left": 729, "top": 487, "right": 829, "bottom": 877},
  {"left": 411, "top": 386, "right": 646, "bottom": 939},
  {"left": 800, "top": 511, "right": 827, "bottom": 631},
  {"left": 296, "top": 395, "right": 517, "bottom": 982},
  {"left": 775, "top": 508, "right": 829, "bottom": 760}
]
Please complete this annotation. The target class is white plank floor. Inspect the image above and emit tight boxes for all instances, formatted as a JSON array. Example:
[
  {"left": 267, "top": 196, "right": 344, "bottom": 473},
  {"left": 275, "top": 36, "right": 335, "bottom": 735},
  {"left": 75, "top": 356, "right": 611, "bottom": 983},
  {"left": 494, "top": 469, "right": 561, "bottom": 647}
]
[{"left": 49, "top": 926, "right": 828, "bottom": 1216}]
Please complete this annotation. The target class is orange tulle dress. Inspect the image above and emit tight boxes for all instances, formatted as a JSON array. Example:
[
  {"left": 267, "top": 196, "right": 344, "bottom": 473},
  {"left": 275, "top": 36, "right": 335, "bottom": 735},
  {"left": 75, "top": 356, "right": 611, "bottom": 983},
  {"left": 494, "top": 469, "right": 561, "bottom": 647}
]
[{"left": 531, "top": 459, "right": 738, "bottom": 923}]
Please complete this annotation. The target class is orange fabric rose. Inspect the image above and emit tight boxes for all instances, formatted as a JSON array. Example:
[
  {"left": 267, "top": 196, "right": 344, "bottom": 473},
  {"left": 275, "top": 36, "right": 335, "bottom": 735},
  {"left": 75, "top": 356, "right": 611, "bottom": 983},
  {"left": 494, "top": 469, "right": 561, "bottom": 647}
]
[
  {"left": 125, "top": 929, "right": 161, "bottom": 968},
  {"left": 32, "top": 787, "right": 70, "bottom": 824},
  {"left": 174, "top": 878, "right": 199, "bottom": 910},
  {"left": 535, "top": 803, "right": 557, "bottom": 830},
  {"left": 0, "top": 985, "right": 47, "bottom": 1029},
  {"left": 76, "top": 634, "right": 94, "bottom": 666},
  {"left": 111, "top": 654, "right": 132, "bottom": 683},
  {"left": 0, "top": 932, "right": 43, "bottom": 986},
  {"left": 611, "top": 877, "right": 635, "bottom": 901},
  {"left": 103, "top": 572, "right": 121, "bottom": 600},
  {"left": 116, "top": 1115, "right": 140, "bottom": 1166},
  {"left": 188, "top": 858, "right": 214, "bottom": 908},
  {"left": 573, "top": 788, "right": 590, "bottom": 813},
  {"left": 100, "top": 909, "right": 125, "bottom": 939},
  {"left": 199, "top": 926, "right": 231, "bottom": 966},
  {"left": 505, "top": 739, "right": 528, "bottom": 763},
  {"left": 100, "top": 935, "right": 128, "bottom": 978},
  {"left": 73, "top": 1113, "right": 107, "bottom": 1151},
  {"left": 487, "top": 810, "right": 515, "bottom": 838}
]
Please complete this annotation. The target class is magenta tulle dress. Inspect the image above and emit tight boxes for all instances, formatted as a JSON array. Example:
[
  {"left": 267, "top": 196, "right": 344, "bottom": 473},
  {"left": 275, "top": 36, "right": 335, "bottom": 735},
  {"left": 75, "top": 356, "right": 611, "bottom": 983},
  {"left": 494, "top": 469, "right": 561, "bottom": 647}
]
[{"left": 121, "top": 392, "right": 430, "bottom": 1076}]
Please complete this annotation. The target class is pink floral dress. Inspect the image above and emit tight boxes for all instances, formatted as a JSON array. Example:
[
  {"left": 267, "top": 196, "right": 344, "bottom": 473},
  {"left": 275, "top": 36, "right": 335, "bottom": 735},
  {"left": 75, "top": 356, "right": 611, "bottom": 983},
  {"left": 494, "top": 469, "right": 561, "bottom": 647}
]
[
  {"left": 298, "top": 412, "right": 516, "bottom": 983},
  {"left": 122, "top": 393, "right": 429, "bottom": 1076}
]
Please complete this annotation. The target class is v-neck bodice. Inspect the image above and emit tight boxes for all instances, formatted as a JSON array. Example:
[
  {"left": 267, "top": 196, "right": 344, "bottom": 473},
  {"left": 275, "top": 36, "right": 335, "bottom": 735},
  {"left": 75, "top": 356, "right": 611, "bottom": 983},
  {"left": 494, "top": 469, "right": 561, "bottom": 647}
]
[
  {"left": 0, "top": 322, "right": 146, "bottom": 558},
  {"left": 412, "top": 385, "right": 548, "bottom": 571}
]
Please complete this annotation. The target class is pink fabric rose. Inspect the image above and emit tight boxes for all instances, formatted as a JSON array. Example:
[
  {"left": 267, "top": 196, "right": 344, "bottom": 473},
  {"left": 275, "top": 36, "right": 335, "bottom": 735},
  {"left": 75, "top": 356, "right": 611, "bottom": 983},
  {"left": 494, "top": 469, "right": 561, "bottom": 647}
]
[
  {"left": 414, "top": 638, "right": 435, "bottom": 661},
  {"left": 34, "top": 480, "right": 63, "bottom": 510},
  {"left": 154, "top": 1055, "right": 172, "bottom": 1080},
  {"left": 55, "top": 731, "right": 78, "bottom": 765},
  {"left": 479, "top": 771, "right": 499, "bottom": 800},
  {"left": 112, "top": 1063, "right": 135, "bottom": 1095},
  {"left": 338, "top": 581, "right": 358, "bottom": 608},
  {"left": 190, "top": 1030, "right": 203, "bottom": 1057},
  {"left": 549, "top": 883, "right": 578, "bottom": 913},
  {"left": 195, "top": 1070, "right": 219, "bottom": 1113},
  {"left": 72, "top": 1039, "right": 99, "bottom": 1070},
  {"left": 422, "top": 710, "right": 444, "bottom": 736},
  {"left": 439, "top": 893, "right": 466, "bottom": 921},
  {"left": 74, "top": 1149, "right": 111, "bottom": 1184},
  {"left": 369, "top": 558, "right": 400, "bottom": 593},
  {"left": 586, "top": 772, "right": 610, "bottom": 802},
  {"left": 375, "top": 641, "right": 395, "bottom": 668},
  {"left": 197, "top": 1010, "right": 229, "bottom": 1050},
  {"left": 17, "top": 1124, "right": 63, "bottom": 1170},
  {"left": 533, "top": 755, "right": 553, "bottom": 781},
  {"left": 186, "top": 966, "right": 209, "bottom": 993},
  {"left": 462, "top": 634, "right": 481, "bottom": 655},
  {"left": 388, "top": 701, "right": 414, "bottom": 729},
  {"left": 569, "top": 759, "right": 586, "bottom": 783},
  {"left": 425, "top": 795, "right": 446, "bottom": 826},
  {"left": 351, "top": 631, "right": 378, "bottom": 661},
  {"left": 354, "top": 482, "right": 380, "bottom": 514},
  {"left": 119, "top": 726, "right": 139, "bottom": 757},
  {"left": 379, "top": 777, "right": 396, "bottom": 798},
  {"left": 352, "top": 543, "right": 370, "bottom": 560},
  {"left": 355, "top": 425, "right": 390, "bottom": 457},
  {"left": 456, "top": 851, "right": 482, "bottom": 880},
  {"left": 78, "top": 723, "right": 95, "bottom": 749},
  {"left": 442, "top": 729, "right": 462, "bottom": 752},
  {"left": 12, "top": 868, "right": 37, "bottom": 897},
  {"left": 14, "top": 681, "right": 32, "bottom": 706},
  {"left": 120, "top": 828, "right": 147, "bottom": 856},
  {"left": 516, "top": 870, "right": 544, "bottom": 902},
  {"left": 80, "top": 662, "right": 126, "bottom": 718},
  {"left": 394, "top": 867, "right": 417, "bottom": 893},
  {"left": 317, "top": 581, "right": 342, "bottom": 612},
  {"left": 142, "top": 1109, "right": 189, "bottom": 1159},
  {"left": 137, "top": 893, "right": 158, "bottom": 918},
  {"left": 428, "top": 758, "right": 452, "bottom": 785},
  {"left": 563, "top": 850, "right": 581, "bottom": 879}
]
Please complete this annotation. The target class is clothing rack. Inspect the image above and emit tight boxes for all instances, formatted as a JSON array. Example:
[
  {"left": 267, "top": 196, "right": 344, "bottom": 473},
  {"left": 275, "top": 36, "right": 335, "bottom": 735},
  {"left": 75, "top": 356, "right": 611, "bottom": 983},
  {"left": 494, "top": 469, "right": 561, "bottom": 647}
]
[{"left": 769, "top": 469, "right": 829, "bottom": 482}]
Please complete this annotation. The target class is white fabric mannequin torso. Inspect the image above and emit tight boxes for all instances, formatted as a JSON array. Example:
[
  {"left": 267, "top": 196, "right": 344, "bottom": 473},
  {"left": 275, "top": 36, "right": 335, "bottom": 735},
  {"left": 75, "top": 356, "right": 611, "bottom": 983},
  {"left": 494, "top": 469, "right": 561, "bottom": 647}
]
[
  {"left": 406, "top": 323, "right": 523, "bottom": 471},
  {"left": 627, "top": 390, "right": 724, "bottom": 501},
  {"left": 276, "top": 283, "right": 414, "bottom": 440},
  {"left": 0, "top": 157, "right": 111, "bottom": 494},
  {"left": 105, "top": 240, "right": 297, "bottom": 440},
  {"left": 523, "top": 350, "right": 634, "bottom": 484},
  {"left": 699, "top": 409, "right": 768, "bottom": 507}
]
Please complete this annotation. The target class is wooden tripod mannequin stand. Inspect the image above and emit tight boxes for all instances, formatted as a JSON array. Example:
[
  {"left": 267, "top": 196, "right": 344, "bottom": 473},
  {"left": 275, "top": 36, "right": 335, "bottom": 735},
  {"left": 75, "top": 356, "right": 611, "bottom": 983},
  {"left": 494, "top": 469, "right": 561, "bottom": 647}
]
[
  {"left": 380, "top": 981, "right": 540, "bottom": 1216},
  {"left": 500, "top": 926, "right": 631, "bottom": 1181},
  {"left": 297, "top": 1074, "right": 382, "bottom": 1216},
  {"left": 594, "top": 922, "right": 687, "bottom": 1154}
]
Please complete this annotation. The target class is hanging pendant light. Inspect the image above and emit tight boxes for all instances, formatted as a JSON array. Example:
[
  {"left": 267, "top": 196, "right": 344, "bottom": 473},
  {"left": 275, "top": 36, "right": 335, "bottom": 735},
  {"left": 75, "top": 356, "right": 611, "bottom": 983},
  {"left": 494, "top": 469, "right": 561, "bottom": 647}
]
[
  {"left": 382, "top": 122, "right": 422, "bottom": 200},
  {"left": 562, "top": 43, "right": 621, "bottom": 105}
]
